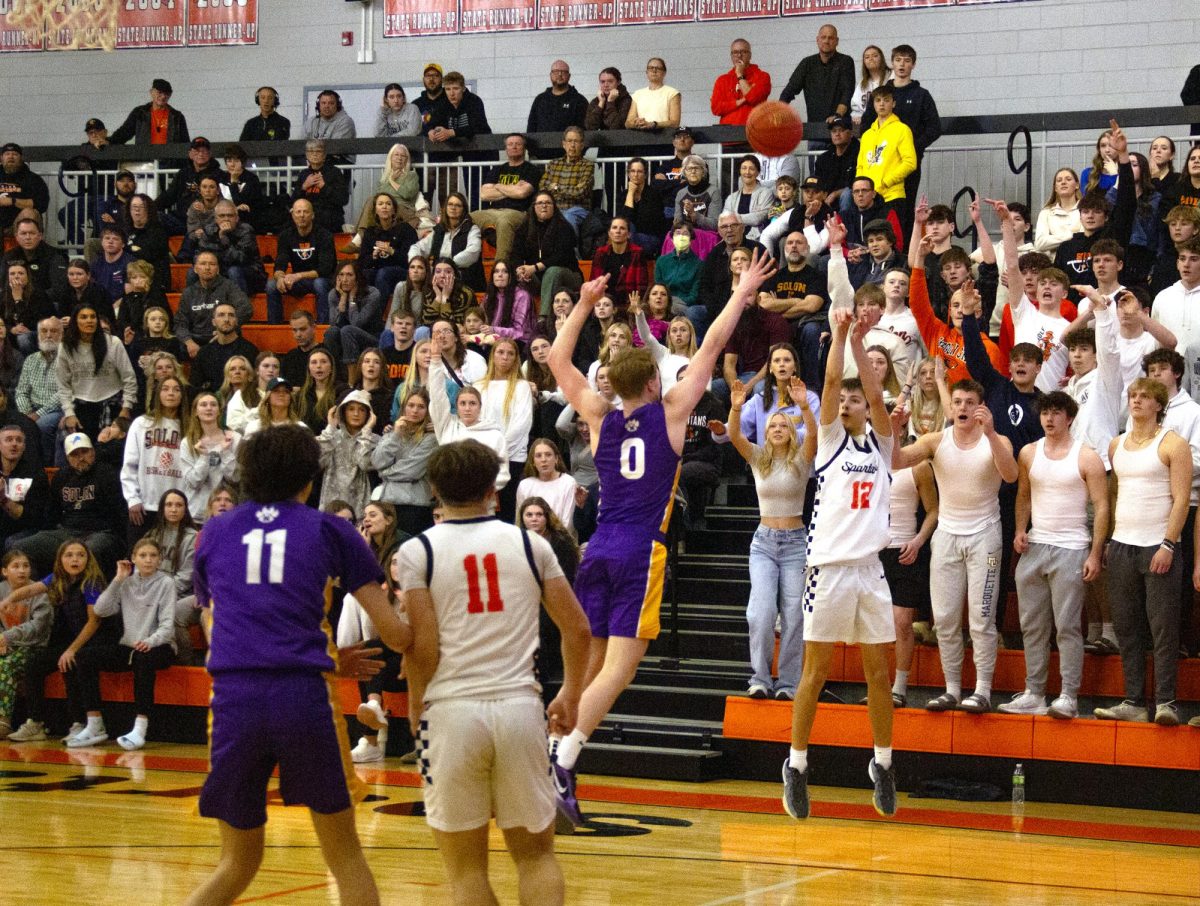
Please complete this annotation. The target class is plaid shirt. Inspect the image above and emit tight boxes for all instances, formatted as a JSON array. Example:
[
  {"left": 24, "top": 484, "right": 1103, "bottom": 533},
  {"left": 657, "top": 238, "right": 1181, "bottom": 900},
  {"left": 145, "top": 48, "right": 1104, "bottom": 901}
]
[
  {"left": 15, "top": 350, "right": 60, "bottom": 419},
  {"left": 540, "top": 157, "right": 594, "bottom": 209}
]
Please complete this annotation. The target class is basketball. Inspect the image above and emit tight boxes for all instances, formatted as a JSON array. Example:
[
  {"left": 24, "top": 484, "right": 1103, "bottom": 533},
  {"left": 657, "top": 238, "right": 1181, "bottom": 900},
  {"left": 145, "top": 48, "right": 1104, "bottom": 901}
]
[{"left": 745, "top": 101, "right": 805, "bottom": 158}]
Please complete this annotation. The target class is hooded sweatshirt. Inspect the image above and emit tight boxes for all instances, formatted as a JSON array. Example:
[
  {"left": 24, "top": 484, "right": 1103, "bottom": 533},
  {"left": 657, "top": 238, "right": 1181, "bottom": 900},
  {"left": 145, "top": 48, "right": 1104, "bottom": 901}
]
[
  {"left": 94, "top": 568, "right": 177, "bottom": 651},
  {"left": 428, "top": 356, "right": 510, "bottom": 490},
  {"left": 317, "top": 388, "right": 380, "bottom": 514}
]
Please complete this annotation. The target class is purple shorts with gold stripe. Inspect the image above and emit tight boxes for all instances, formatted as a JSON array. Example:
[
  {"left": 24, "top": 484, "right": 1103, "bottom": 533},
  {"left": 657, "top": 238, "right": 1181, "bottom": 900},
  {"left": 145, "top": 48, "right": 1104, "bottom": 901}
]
[
  {"left": 199, "top": 670, "right": 364, "bottom": 830},
  {"left": 574, "top": 526, "right": 664, "bottom": 640}
]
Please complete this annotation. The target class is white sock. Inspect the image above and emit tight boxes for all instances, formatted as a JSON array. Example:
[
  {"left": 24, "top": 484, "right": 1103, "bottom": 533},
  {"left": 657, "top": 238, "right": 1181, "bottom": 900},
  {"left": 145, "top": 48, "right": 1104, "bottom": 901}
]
[
  {"left": 892, "top": 670, "right": 909, "bottom": 696},
  {"left": 874, "top": 746, "right": 893, "bottom": 770},
  {"left": 1101, "top": 622, "right": 1116, "bottom": 641},
  {"left": 974, "top": 682, "right": 991, "bottom": 701},
  {"left": 945, "top": 683, "right": 961, "bottom": 702},
  {"left": 86, "top": 715, "right": 104, "bottom": 733},
  {"left": 789, "top": 747, "right": 807, "bottom": 773},
  {"left": 1087, "top": 621, "right": 1101, "bottom": 641},
  {"left": 133, "top": 716, "right": 148, "bottom": 735},
  {"left": 555, "top": 729, "right": 588, "bottom": 770}
]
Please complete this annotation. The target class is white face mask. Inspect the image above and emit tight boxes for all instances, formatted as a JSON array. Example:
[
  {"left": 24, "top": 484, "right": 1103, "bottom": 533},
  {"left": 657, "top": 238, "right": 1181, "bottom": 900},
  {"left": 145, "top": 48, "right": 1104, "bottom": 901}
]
[{"left": 672, "top": 234, "right": 691, "bottom": 253}]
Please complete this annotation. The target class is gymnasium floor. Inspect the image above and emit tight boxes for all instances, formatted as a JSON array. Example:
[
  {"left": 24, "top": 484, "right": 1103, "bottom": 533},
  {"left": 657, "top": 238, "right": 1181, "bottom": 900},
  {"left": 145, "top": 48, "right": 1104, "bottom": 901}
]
[{"left": 3, "top": 743, "right": 1198, "bottom": 905}]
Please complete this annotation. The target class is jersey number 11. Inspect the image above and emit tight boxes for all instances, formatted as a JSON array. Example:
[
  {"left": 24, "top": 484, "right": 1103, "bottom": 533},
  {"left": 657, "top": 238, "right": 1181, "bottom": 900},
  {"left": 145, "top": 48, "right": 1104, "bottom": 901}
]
[{"left": 463, "top": 554, "right": 504, "bottom": 614}]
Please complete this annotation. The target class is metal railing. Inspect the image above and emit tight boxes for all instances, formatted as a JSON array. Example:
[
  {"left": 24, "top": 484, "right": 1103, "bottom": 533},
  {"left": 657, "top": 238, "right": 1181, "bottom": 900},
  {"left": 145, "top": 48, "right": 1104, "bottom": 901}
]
[{"left": 23, "top": 104, "right": 1200, "bottom": 257}]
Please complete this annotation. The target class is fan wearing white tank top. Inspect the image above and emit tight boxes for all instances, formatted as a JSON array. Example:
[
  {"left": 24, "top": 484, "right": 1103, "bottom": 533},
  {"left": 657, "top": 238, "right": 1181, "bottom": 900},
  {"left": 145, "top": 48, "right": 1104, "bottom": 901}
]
[
  {"left": 1006, "top": 393, "right": 1109, "bottom": 721},
  {"left": 1095, "top": 378, "right": 1192, "bottom": 727},
  {"left": 892, "top": 378, "right": 1019, "bottom": 715}
]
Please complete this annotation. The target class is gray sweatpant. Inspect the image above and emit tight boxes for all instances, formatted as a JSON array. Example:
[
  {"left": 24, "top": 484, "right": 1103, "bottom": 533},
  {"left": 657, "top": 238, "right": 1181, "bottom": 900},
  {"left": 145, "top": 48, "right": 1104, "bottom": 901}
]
[
  {"left": 929, "top": 522, "right": 1002, "bottom": 696},
  {"left": 1106, "top": 541, "right": 1181, "bottom": 705},
  {"left": 1014, "top": 543, "right": 1087, "bottom": 697}
]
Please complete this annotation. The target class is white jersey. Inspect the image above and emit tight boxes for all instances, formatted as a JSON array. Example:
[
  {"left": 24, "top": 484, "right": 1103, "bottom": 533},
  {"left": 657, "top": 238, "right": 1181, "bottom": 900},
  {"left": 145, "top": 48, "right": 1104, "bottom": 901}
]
[
  {"left": 807, "top": 419, "right": 894, "bottom": 567},
  {"left": 399, "top": 517, "right": 564, "bottom": 704}
]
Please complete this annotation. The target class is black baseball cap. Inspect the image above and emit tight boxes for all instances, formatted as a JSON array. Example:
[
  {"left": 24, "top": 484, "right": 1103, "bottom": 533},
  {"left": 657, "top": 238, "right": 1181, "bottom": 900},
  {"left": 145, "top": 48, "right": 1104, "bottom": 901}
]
[
  {"left": 0, "top": 142, "right": 22, "bottom": 155},
  {"left": 801, "top": 176, "right": 825, "bottom": 191},
  {"left": 115, "top": 169, "right": 135, "bottom": 181},
  {"left": 151, "top": 78, "right": 173, "bottom": 94},
  {"left": 673, "top": 126, "right": 694, "bottom": 138},
  {"left": 190, "top": 137, "right": 211, "bottom": 150},
  {"left": 85, "top": 118, "right": 106, "bottom": 133},
  {"left": 829, "top": 115, "right": 853, "bottom": 131},
  {"left": 265, "top": 377, "right": 293, "bottom": 392}
]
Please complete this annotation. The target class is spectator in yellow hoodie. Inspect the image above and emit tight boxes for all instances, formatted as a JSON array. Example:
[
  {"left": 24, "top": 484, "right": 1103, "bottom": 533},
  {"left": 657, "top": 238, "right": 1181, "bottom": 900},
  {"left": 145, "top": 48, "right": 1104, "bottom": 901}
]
[{"left": 856, "top": 84, "right": 916, "bottom": 221}]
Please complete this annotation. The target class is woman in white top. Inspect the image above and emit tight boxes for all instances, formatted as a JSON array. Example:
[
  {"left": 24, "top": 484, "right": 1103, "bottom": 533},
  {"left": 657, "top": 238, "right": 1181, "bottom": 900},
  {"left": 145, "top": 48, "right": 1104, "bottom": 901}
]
[
  {"left": 586, "top": 321, "right": 632, "bottom": 389},
  {"left": 1033, "top": 168, "right": 1082, "bottom": 255},
  {"left": 179, "top": 392, "right": 240, "bottom": 523},
  {"left": 722, "top": 155, "right": 774, "bottom": 239},
  {"left": 851, "top": 45, "right": 890, "bottom": 125},
  {"left": 728, "top": 376, "right": 816, "bottom": 700},
  {"left": 473, "top": 338, "right": 533, "bottom": 520},
  {"left": 515, "top": 438, "right": 582, "bottom": 533},
  {"left": 226, "top": 351, "right": 279, "bottom": 434},
  {"left": 243, "top": 376, "right": 309, "bottom": 435},
  {"left": 57, "top": 302, "right": 137, "bottom": 443},
  {"left": 626, "top": 57, "right": 681, "bottom": 130},
  {"left": 427, "top": 354, "right": 509, "bottom": 492},
  {"left": 121, "top": 375, "right": 188, "bottom": 538}
]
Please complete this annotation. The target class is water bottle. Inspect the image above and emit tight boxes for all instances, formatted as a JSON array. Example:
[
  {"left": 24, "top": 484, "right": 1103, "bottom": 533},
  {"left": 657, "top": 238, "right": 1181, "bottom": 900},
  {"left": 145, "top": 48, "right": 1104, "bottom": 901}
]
[{"left": 1011, "top": 763, "right": 1025, "bottom": 809}]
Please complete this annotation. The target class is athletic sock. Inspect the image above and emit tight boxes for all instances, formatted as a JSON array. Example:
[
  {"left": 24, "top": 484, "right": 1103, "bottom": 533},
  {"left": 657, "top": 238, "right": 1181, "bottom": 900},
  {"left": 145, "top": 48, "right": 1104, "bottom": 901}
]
[
  {"left": 892, "top": 670, "right": 909, "bottom": 697},
  {"left": 788, "top": 747, "right": 807, "bottom": 773},
  {"left": 873, "top": 746, "right": 893, "bottom": 770},
  {"left": 945, "top": 682, "right": 962, "bottom": 702},
  {"left": 1101, "top": 622, "right": 1117, "bottom": 642},
  {"left": 133, "top": 716, "right": 148, "bottom": 736},
  {"left": 1087, "top": 621, "right": 1101, "bottom": 642},
  {"left": 555, "top": 729, "right": 588, "bottom": 770},
  {"left": 974, "top": 681, "right": 992, "bottom": 701},
  {"left": 86, "top": 715, "right": 104, "bottom": 733}
]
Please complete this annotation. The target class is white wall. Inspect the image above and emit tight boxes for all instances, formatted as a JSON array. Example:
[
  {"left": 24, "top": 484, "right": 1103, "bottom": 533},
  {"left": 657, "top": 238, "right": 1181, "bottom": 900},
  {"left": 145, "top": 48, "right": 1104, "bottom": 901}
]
[{"left": 3, "top": 0, "right": 1196, "bottom": 148}]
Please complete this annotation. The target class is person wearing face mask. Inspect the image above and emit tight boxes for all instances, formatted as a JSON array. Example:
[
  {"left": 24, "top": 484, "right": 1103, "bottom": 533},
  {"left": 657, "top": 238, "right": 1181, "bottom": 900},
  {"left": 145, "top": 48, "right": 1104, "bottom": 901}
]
[{"left": 655, "top": 224, "right": 704, "bottom": 325}]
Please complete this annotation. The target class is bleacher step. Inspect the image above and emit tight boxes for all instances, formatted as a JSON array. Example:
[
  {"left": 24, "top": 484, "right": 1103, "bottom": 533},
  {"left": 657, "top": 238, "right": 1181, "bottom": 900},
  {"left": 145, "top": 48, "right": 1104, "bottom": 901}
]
[{"left": 577, "top": 742, "right": 725, "bottom": 783}]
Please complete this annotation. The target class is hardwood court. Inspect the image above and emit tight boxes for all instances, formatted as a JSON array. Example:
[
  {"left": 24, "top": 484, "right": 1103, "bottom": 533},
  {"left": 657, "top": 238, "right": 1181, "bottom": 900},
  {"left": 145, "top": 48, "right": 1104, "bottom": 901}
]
[{"left": 3, "top": 743, "right": 1198, "bottom": 905}]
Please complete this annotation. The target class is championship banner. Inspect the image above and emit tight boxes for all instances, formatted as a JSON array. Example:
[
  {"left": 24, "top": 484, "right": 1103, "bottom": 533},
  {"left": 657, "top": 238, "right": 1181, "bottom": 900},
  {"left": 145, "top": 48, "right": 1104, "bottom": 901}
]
[
  {"left": 0, "top": 4, "right": 44, "bottom": 51},
  {"left": 783, "top": 0, "right": 865, "bottom": 15},
  {"left": 383, "top": 0, "right": 458, "bottom": 36},
  {"left": 696, "top": 0, "right": 778, "bottom": 22},
  {"left": 537, "top": 0, "right": 615, "bottom": 29},
  {"left": 615, "top": 0, "right": 696, "bottom": 26},
  {"left": 186, "top": 0, "right": 258, "bottom": 46},
  {"left": 867, "top": 0, "right": 954, "bottom": 9},
  {"left": 459, "top": 0, "right": 535, "bottom": 33},
  {"left": 115, "top": 0, "right": 186, "bottom": 49}
]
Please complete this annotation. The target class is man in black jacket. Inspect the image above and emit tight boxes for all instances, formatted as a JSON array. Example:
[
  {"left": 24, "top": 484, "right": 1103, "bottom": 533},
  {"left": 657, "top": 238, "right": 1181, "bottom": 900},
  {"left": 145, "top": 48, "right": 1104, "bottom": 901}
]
[
  {"left": 269, "top": 199, "right": 336, "bottom": 324},
  {"left": 699, "top": 213, "right": 764, "bottom": 328},
  {"left": 779, "top": 23, "right": 855, "bottom": 149},
  {"left": 859, "top": 45, "right": 941, "bottom": 236},
  {"left": 192, "top": 303, "right": 259, "bottom": 393},
  {"left": 239, "top": 86, "right": 291, "bottom": 146},
  {"left": 109, "top": 78, "right": 189, "bottom": 166},
  {"left": 195, "top": 201, "right": 265, "bottom": 295},
  {"left": 0, "top": 144, "right": 49, "bottom": 235},
  {"left": 16, "top": 433, "right": 126, "bottom": 575},
  {"left": 527, "top": 60, "right": 588, "bottom": 135},
  {"left": 2, "top": 214, "right": 67, "bottom": 300},
  {"left": 0, "top": 423, "right": 48, "bottom": 550}
]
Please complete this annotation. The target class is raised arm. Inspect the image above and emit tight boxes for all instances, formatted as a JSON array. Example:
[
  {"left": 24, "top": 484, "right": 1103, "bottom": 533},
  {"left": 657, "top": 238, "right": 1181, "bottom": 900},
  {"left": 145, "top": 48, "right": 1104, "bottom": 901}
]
[
  {"left": 849, "top": 313, "right": 891, "bottom": 437},
  {"left": 789, "top": 375, "right": 818, "bottom": 462},
  {"left": 969, "top": 197, "right": 996, "bottom": 266},
  {"left": 725, "top": 380, "right": 756, "bottom": 464},
  {"left": 825, "top": 217, "right": 854, "bottom": 313},
  {"left": 426, "top": 355, "right": 454, "bottom": 439},
  {"left": 665, "top": 250, "right": 777, "bottom": 424},
  {"left": 987, "top": 197, "right": 1024, "bottom": 299},
  {"left": 548, "top": 274, "right": 613, "bottom": 430},
  {"left": 820, "top": 307, "right": 853, "bottom": 425}
]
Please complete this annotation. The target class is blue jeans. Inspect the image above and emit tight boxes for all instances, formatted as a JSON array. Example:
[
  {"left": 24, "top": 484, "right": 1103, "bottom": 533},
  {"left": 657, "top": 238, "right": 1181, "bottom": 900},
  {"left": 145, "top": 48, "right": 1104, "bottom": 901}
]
[
  {"left": 794, "top": 320, "right": 828, "bottom": 389},
  {"left": 684, "top": 304, "right": 709, "bottom": 343},
  {"left": 35, "top": 408, "right": 63, "bottom": 465},
  {"left": 365, "top": 265, "right": 406, "bottom": 303},
  {"left": 325, "top": 324, "right": 380, "bottom": 365},
  {"left": 711, "top": 371, "right": 764, "bottom": 407},
  {"left": 747, "top": 524, "right": 807, "bottom": 694},
  {"left": 561, "top": 206, "right": 588, "bottom": 235},
  {"left": 266, "top": 277, "right": 331, "bottom": 324}
]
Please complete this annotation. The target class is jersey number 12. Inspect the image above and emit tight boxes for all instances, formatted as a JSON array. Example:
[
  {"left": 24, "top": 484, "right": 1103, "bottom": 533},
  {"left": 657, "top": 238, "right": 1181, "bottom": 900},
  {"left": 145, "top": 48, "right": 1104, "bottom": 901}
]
[
  {"left": 850, "top": 480, "right": 873, "bottom": 509},
  {"left": 463, "top": 554, "right": 504, "bottom": 614},
  {"left": 242, "top": 529, "right": 287, "bottom": 584}
]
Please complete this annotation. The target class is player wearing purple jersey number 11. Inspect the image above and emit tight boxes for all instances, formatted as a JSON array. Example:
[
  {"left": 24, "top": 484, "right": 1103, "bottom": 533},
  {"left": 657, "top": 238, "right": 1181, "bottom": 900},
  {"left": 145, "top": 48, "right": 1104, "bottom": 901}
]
[
  {"left": 185, "top": 424, "right": 411, "bottom": 906},
  {"left": 547, "top": 251, "right": 778, "bottom": 828}
]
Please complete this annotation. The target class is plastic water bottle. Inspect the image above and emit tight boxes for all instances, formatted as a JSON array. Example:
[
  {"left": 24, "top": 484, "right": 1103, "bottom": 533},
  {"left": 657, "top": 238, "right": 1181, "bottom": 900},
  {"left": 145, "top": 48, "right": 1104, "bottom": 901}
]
[{"left": 1011, "top": 763, "right": 1025, "bottom": 808}]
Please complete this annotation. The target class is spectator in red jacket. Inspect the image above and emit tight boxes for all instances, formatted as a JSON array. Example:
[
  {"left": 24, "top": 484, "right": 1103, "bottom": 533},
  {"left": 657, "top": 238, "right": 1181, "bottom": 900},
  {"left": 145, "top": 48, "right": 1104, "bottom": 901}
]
[
  {"left": 710, "top": 39, "right": 772, "bottom": 127},
  {"left": 590, "top": 217, "right": 648, "bottom": 310}
]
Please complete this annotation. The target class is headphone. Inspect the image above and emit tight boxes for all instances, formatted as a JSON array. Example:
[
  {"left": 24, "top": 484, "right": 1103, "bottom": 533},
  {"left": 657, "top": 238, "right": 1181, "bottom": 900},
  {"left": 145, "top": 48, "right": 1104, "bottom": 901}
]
[
  {"left": 316, "top": 90, "right": 343, "bottom": 113},
  {"left": 254, "top": 87, "right": 280, "bottom": 110}
]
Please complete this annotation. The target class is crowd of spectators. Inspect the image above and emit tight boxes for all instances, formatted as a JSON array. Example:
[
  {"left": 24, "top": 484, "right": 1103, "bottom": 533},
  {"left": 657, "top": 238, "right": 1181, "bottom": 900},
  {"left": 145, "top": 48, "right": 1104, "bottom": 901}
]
[{"left": 2, "top": 31, "right": 1200, "bottom": 752}]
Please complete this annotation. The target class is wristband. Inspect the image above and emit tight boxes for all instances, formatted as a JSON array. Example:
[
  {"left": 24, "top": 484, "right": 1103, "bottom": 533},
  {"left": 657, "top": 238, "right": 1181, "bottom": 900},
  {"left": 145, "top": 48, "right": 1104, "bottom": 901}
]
[{"left": 1161, "top": 539, "right": 1177, "bottom": 552}]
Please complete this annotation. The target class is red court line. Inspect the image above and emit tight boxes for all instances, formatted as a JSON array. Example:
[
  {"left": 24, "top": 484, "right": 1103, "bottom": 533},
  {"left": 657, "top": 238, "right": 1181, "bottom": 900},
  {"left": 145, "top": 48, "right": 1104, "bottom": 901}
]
[
  {"left": 236, "top": 882, "right": 332, "bottom": 903},
  {"left": 9, "top": 747, "right": 1198, "bottom": 849}
]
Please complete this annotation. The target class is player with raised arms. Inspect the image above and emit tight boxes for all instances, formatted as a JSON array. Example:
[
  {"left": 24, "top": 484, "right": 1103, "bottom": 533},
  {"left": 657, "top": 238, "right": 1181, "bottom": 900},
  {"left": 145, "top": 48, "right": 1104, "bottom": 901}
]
[
  {"left": 399, "top": 439, "right": 592, "bottom": 905},
  {"left": 783, "top": 305, "right": 899, "bottom": 820},
  {"left": 185, "top": 424, "right": 412, "bottom": 906},
  {"left": 547, "top": 250, "right": 778, "bottom": 826}
]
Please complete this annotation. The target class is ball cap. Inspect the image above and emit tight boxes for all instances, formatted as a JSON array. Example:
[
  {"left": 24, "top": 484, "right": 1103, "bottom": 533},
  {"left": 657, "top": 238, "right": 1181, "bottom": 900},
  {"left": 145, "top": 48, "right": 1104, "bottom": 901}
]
[
  {"left": 829, "top": 115, "right": 853, "bottom": 131},
  {"left": 801, "top": 176, "right": 825, "bottom": 191},
  {"left": 64, "top": 433, "right": 94, "bottom": 456},
  {"left": 424, "top": 62, "right": 443, "bottom": 75},
  {"left": 673, "top": 126, "right": 694, "bottom": 138},
  {"left": 85, "top": 118, "right": 106, "bottom": 133},
  {"left": 190, "top": 136, "right": 211, "bottom": 150},
  {"left": 265, "top": 377, "right": 293, "bottom": 392},
  {"left": 0, "top": 142, "right": 22, "bottom": 155},
  {"left": 116, "top": 169, "right": 136, "bottom": 181},
  {"left": 151, "top": 78, "right": 173, "bottom": 94}
]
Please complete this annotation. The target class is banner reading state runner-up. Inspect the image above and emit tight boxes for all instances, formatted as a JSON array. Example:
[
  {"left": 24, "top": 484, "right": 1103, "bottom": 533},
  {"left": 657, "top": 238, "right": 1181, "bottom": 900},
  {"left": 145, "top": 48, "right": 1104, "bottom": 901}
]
[
  {"left": 187, "top": 0, "right": 258, "bottom": 46},
  {"left": 459, "top": 0, "right": 536, "bottom": 33}
]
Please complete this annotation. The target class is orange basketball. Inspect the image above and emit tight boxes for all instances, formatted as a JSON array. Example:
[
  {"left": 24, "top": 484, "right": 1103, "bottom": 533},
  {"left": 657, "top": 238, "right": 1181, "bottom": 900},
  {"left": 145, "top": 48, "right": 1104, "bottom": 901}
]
[{"left": 745, "top": 101, "right": 804, "bottom": 158}]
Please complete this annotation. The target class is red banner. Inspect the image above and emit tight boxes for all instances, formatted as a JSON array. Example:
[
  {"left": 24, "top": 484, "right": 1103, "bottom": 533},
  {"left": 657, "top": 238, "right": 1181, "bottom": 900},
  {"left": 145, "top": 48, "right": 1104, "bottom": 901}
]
[
  {"left": 0, "top": 7, "right": 43, "bottom": 52},
  {"left": 383, "top": 0, "right": 458, "bottom": 36},
  {"left": 696, "top": 0, "right": 778, "bottom": 22},
  {"left": 783, "top": 0, "right": 865, "bottom": 14},
  {"left": 186, "top": 0, "right": 257, "bottom": 46},
  {"left": 615, "top": 0, "right": 696, "bottom": 25},
  {"left": 537, "top": 0, "right": 615, "bottom": 29},
  {"left": 114, "top": 0, "right": 185, "bottom": 49},
  {"left": 460, "top": 0, "right": 535, "bottom": 32},
  {"left": 867, "top": 0, "right": 954, "bottom": 8}
]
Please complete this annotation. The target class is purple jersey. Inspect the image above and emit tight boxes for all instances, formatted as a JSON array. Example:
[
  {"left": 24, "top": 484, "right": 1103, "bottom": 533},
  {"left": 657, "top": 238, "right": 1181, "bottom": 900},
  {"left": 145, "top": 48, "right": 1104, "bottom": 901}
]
[
  {"left": 594, "top": 401, "right": 680, "bottom": 537},
  {"left": 194, "top": 500, "right": 384, "bottom": 675}
]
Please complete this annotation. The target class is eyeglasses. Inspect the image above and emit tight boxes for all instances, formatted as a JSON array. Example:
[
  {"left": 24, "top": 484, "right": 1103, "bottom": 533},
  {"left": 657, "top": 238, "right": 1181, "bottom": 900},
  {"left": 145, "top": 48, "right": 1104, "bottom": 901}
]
[
  {"left": 550, "top": 68, "right": 569, "bottom": 75},
  {"left": 534, "top": 200, "right": 554, "bottom": 206},
  {"left": 646, "top": 65, "right": 665, "bottom": 71}
]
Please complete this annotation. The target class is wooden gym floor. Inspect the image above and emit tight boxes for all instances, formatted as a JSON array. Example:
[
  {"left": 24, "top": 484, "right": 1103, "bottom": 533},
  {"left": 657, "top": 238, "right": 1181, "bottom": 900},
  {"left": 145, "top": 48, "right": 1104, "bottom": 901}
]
[{"left": 2, "top": 742, "right": 1198, "bottom": 905}]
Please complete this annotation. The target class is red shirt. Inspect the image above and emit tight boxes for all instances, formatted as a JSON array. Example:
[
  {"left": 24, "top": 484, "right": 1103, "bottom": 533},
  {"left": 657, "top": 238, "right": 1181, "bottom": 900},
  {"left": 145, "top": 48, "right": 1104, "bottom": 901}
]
[
  {"left": 150, "top": 108, "right": 170, "bottom": 145},
  {"left": 710, "top": 64, "right": 772, "bottom": 126}
]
